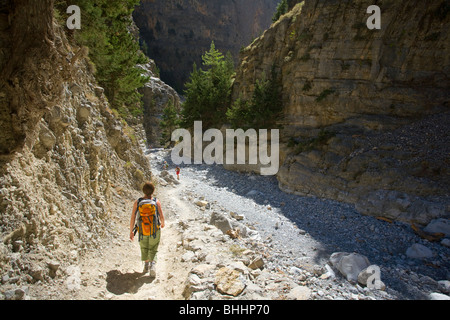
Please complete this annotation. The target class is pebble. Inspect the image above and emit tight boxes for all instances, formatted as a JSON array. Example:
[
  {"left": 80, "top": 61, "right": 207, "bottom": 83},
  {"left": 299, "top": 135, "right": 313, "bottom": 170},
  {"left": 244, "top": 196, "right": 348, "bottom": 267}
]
[{"left": 149, "top": 150, "right": 450, "bottom": 300}]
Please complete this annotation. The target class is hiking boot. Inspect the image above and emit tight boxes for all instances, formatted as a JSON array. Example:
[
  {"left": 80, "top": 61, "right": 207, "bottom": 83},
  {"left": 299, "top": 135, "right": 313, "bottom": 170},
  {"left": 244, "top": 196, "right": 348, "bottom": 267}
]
[
  {"left": 149, "top": 262, "right": 156, "bottom": 278},
  {"left": 143, "top": 262, "right": 149, "bottom": 274}
]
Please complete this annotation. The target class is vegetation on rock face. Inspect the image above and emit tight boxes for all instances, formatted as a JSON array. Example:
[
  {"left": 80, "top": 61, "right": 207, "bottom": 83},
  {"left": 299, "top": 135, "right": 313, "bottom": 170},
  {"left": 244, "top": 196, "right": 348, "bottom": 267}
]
[
  {"left": 159, "top": 100, "right": 181, "bottom": 147},
  {"left": 181, "top": 43, "right": 283, "bottom": 131},
  {"left": 272, "top": 0, "right": 288, "bottom": 22},
  {"left": 288, "top": 129, "right": 336, "bottom": 154},
  {"left": 55, "top": 0, "right": 149, "bottom": 118},
  {"left": 227, "top": 66, "right": 283, "bottom": 130}
]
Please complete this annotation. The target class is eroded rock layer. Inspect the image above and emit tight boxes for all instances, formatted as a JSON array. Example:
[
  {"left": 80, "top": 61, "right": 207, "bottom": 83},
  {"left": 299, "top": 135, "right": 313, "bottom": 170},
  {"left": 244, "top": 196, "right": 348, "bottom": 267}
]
[{"left": 232, "top": 0, "right": 450, "bottom": 224}]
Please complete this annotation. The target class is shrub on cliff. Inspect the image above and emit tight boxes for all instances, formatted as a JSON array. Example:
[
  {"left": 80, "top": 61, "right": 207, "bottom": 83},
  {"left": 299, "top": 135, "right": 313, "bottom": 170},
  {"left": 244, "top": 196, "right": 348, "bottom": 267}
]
[
  {"left": 272, "top": 0, "right": 288, "bottom": 22},
  {"left": 55, "top": 0, "right": 149, "bottom": 116},
  {"left": 227, "top": 66, "right": 283, "bottom": 130},
  {"left": 160, "top": 100, "right": 180, "bottom": 147}
]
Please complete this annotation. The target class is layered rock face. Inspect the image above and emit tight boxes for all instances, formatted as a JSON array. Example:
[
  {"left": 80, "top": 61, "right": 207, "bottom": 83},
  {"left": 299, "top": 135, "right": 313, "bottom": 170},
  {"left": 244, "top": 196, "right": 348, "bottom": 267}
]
[
  {"left": 0, "top": 1, "right": 151, "bottom": 281},
  {"left": 232, "top": 1, "right": 450, "bottom": 224},
  {"left": 139, "top": 62, "right": 181, "bottom": 148},
  {"left": 133, "top": 0, "right": 279, "bottom": 92}
]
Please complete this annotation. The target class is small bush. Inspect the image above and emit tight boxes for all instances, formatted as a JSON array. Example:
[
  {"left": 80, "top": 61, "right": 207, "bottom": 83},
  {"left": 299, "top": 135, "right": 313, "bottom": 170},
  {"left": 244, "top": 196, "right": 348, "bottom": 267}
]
[
  {"left": 291, "top": 129, "right": 336, "bottom": 154},
  {"left": 316, "top": 89, "right": 336, "bottom": 102},
  {"left": 227, "top": 66, "right": 283, "bottom": 130},
  {"left": 272, "top": 0, "right": 288, "bottom": 22},
  {"left": 302, "top": 80, "right": 312, "bottom": 92}
]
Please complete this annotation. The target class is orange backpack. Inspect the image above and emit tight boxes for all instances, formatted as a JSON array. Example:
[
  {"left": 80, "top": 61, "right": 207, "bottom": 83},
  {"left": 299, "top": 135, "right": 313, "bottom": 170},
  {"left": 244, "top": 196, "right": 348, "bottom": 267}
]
[{"left": 136, "top": 198, "right": 160, "bottom": 240}]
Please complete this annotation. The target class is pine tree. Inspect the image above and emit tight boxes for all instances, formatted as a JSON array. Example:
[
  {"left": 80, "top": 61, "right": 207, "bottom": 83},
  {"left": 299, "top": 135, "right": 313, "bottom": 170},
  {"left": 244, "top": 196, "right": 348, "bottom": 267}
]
[
  {"left": 181, "top": 42, "right": 234, "bottom": 129},
  {"left": 159, "top": 100, "right": 180, "bottom": 146},
  {"left": 56, "top": 0, "right": 149, "bottom": 116},
  {"left": 227, "top": 66, "right": 283, "bottom": 130},
  {"left": 272, "top": 0, "right": 288, "bottom": 22}
]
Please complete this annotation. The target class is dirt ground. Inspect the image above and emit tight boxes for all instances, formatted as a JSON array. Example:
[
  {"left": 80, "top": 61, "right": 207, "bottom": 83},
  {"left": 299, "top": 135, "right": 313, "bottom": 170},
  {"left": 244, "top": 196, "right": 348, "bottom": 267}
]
[{"left": 56, "top": 182, "right": 194, "bottom": 300}]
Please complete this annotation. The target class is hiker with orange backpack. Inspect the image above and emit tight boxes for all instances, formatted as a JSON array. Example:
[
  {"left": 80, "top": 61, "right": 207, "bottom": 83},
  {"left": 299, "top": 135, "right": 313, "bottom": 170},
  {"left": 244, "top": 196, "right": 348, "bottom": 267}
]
[{"left": 130, "top": 181, "right": 165, "bottom": 277}]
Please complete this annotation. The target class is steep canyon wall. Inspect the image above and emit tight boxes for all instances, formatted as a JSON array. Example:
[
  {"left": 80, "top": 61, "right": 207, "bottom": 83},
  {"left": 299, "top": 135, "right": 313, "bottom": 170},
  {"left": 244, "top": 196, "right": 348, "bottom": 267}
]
[
  {"left": 0, "top": 0, "right": 152, "bottom": 282},
  {"left": 133, "top": 0, "right": 279, "bottom": 92},
  {"left": 232, "top": 0, "right": 450, "bottom": 224}
]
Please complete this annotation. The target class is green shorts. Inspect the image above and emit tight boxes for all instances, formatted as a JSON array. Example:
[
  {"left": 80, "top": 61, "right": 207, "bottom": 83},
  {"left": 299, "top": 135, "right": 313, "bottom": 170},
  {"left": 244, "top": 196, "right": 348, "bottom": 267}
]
[{"left": 139, "top": 230, "right": 161, "bottom": 262}]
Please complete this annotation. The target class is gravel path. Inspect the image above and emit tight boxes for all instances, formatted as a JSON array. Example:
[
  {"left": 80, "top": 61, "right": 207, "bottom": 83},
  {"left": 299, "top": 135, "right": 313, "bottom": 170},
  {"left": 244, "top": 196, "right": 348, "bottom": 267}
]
[{"left": 150, "top": 149, "right": 450, "bottom": 300}]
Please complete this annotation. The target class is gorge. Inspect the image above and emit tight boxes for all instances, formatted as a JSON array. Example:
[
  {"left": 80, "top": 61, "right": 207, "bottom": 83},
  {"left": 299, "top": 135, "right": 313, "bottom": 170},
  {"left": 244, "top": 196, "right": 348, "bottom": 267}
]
[
  {"left": 133, "top": 0, "right": 279, "bottom": 92},
  {"left": 231, "top": 0, "right": 449, "bottom": 225},
  {"left": 0, "top": 0, "right": 448, "bottom": 301}
]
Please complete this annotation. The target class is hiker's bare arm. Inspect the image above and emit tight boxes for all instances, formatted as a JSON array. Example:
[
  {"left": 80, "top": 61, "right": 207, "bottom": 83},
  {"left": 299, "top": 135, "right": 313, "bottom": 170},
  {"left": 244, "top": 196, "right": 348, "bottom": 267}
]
[
  {"left": 130, "top": 200, "right": 138, "bottom": 240},
  {"left": 157, "top": 199, "right": 165, "bottom": 228}
]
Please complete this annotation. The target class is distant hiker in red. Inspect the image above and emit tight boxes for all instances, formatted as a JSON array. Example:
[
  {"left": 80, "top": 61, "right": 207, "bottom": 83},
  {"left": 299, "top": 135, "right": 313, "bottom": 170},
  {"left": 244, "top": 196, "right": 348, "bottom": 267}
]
[
  {"left": 175, "top": 166, "right": 181, "bottom": 180},
  {"left": 130, "top": 181, "right": 165, "bottom": 277}
]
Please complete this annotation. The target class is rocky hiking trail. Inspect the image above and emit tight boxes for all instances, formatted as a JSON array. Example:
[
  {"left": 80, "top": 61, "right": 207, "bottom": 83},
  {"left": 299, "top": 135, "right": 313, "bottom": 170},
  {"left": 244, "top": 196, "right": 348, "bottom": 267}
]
[
  {"left": 28, "top": 169, "right": 198, "bottom": 300},
  {"left": 26, "top": 148, "right": 449, "bottom": 301}
]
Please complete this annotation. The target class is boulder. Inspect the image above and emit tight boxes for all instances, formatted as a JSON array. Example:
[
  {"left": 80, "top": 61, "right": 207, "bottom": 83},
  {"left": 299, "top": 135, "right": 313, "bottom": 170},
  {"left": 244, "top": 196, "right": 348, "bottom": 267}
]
[
  {"left": 248, "top": 257, "right": 264, "bottom": 270},
  {"left": 357, "top": 265, "right": 386, "bottom": 290},
  {"left": 330, "top": 252, "right": 370, "bottom": 283},
  {"left": 429, "top": 292, "right": 450, "bottom": 300},
  {"left": 183, "top": 273, "right": 206, "bottom": 299},
  {"left": 406, "top": 243, "right": 433, "bottom": 259},
  {"left": 214, "top": 267, "right": 246, "bottom": 297},
  {"left": 287, "top": 285, "right": 312, "bottom": 300},
  {"left": 424, "top": 219, "right": 450, "bottom": 237},
  {"left": 438, "top": 280, "right": 450, "bottom": 294},
  {"left": 209, "top": 211, "right": 232, "bottom": 234}
]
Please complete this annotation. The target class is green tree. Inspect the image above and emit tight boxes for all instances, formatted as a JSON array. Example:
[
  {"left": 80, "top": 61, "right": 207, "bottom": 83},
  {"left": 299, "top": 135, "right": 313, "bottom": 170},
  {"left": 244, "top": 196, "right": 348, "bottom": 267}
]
[
  {"left": 181, "top": 42, "right": 234, "bottom": 129},
  {"left": 56, "top": 0, "right": 149, "bottom": 116},
  {"left": 227, "top": 66, "right": 283, "bottom": 130},
  {"left": 159, "top": 100, "right": 180, "bottom": 146},
  {"left": 272, "top": 0, "right": 288, "bottom": 22}
]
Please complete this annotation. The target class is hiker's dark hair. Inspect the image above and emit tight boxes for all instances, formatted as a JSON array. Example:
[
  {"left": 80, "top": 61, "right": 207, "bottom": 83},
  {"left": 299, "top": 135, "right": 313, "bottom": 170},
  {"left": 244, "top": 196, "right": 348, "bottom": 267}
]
[{"left": 142, "top": 181, "right": 155, "bottom": 196}]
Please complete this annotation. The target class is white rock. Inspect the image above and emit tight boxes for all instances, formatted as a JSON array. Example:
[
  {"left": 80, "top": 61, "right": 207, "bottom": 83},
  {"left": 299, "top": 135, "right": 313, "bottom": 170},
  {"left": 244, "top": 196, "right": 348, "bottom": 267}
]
[
  {"left": 438, "top": 280, "right": 450, "bottom": 294},
  {"left": 287, "top": 285, "right": 312, "bottom": 300},
  {"left": 320, "top": 264, "right": 336, "bottom": 280},
  {"left": 181, "top": 251, "right": 195, "bottom": 262},
  {"left": 330, "top": 252, "right": 370, "bottom": 283},
  {"left": 195, "top": 200, "right": 209, "bottom": 207},
  {"left": 429, "top": 292, "right": 450, "bottom": 300},
  {"left": 406, "top": 243, "right": 433, "bottom": 259},
  {"left": 289, "top": 266, "right": 302, "bottom": 275},
  {"left": 65, "top": 265, "right": 81, "bottom": 291}
]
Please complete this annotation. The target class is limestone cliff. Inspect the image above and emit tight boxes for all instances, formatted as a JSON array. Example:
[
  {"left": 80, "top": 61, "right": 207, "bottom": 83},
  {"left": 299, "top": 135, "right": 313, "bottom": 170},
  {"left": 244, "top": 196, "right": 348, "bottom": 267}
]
[
  {"left": 232, "top": 1, "right": 450, "bottom": 224},
  {"left": 0, "top": 1, "right": 152, "bottom": 285},
  {"left": 139, "top": 62, "right": 181, "bottom": 148},
  {"left": 133, "top": 0, "right": 279, "bottom": 92}
]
